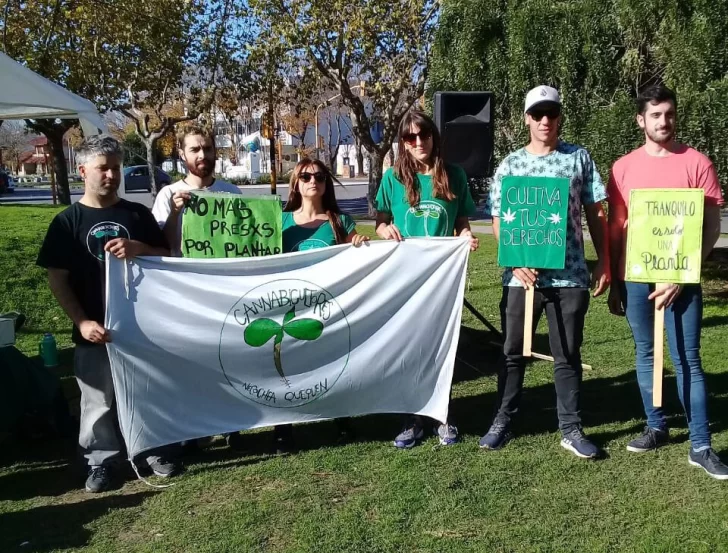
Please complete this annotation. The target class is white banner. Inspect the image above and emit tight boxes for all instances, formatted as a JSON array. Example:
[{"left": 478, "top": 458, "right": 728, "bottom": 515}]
[{"left": 105, "top": 239, "right": 470, "bottom": 459}]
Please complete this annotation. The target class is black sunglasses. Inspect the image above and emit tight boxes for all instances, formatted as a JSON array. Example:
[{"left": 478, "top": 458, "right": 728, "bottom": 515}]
[
  {"left": 528, "top": 106, "right": 561, "bottom": 120},
  {"left": 402, "top": 129, "right": 432, "bottom": 144},
  {"left": 300, "top": 171, "right": 326, "bottom": 183}
]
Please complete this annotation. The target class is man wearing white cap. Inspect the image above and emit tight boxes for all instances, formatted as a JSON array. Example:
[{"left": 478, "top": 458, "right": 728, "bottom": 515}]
[{"left": 481, "top": 85, "right": 610, "bottom": 458}]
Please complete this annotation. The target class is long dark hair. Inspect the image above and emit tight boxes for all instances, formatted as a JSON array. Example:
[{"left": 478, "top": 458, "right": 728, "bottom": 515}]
[
  {"left": 394, "top": 110, "right": 454, "bottom": 207},
  {"left": 284, "top": 158, "right": 347, "bottom": 244}
]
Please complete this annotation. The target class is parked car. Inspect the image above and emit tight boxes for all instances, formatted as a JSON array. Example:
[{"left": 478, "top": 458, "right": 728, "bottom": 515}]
[
  {"left": 0, "top": 171, "right": 16, "bottom": 194},
  {"left": 123, "top": 165, "right": 172, "bottom": 192}
]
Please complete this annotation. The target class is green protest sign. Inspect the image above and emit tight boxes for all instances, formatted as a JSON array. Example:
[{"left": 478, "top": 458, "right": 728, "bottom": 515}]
[
  {"left": 497, "top": 176, "right": 570, "bottom": 269},
  {"left": 625, "top": 188, "right": 704, "bottom": 283},
  {"left": 181, "top": 192, "right": 282, "bottom": 258}
]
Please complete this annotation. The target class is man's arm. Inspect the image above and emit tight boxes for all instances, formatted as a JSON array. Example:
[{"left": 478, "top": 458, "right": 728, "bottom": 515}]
[
  {"left": 47, "top": 269, "right": 109, "bottom": 343},
  {"left": 607, "top": 203, "right": 628, "bottom": 314},
  {"left": 702, "top": 204, "right": 721, "bottom": 261},
  {"left": 584, "top": 201, "right": 610, "bottom": 297}
]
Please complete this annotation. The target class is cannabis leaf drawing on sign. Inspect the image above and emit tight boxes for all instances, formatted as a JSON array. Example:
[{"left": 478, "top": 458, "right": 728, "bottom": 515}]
[
  {"left": 243, "top": 306, "right": 323, "bottom": 387},
  {"left": 413, "top": 208, "right": 440, "bottom": 236}
]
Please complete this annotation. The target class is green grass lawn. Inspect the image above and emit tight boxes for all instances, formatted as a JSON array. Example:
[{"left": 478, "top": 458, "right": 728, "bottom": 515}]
[{"left": 1, "top": 204, "right": 728, "bottom": 553}]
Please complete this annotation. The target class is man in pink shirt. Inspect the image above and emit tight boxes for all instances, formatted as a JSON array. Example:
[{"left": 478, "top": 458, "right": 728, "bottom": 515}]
[{"left": 607, "top": 85, "right": 726, "bottom": 479}]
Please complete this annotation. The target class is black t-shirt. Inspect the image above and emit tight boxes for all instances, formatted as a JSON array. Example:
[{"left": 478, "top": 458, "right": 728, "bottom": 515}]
[{"left": 36, "top": 199, "right": 167, "bottom": 344}]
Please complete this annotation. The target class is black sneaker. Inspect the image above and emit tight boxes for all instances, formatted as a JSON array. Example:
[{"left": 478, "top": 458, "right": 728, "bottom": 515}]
[
  {"left": 560, "top": 427, "right": 601, "bottom": 459},
  {"left": 274, "top": 424, "right": 295, "bottom": 454},
  {"left": 479, "top": 419, "right": 512, "bottom": 450},
  {"left": 85, "top": 466, "right": 112, "bottom": 493},
  {"left": 688, "top": 448, "right": 728, "bottom": 480},
  {"left": 626, "top": 426, "right": 669, "bottom": 453},
  {"left": 147, "top": 457, "right": 182, "bottom": 478}
]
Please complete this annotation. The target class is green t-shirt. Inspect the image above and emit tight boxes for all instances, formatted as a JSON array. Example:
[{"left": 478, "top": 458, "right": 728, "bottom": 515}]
[
  {"left": 374, "top": 164, "right": 476, "bottom": 237},
  {"left": 282, "top": 212, "right": 356, "bottom": 253}
]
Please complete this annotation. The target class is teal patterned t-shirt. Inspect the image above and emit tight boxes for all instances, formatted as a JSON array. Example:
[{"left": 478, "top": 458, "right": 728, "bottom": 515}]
[
  {"left": 282, "top": 212, "right": 356, "bottom": 253},
  {"left": 487, "top": 141, "right": 607, "bottom": 288}
]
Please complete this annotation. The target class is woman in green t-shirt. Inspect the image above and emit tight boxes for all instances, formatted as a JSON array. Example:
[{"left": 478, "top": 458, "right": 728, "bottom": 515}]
[
  {"left": 374, "top": 110, "right": 479, "bottom": 449},
  {"left": 274, "top": 158, "right": 368, "bottom": 453}
]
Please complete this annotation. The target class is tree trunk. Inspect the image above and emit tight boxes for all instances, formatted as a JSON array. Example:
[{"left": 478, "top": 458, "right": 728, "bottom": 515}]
[
  {"left": 144, "top": 138, "right": 160, "bottom": 197},
  {"left": 356, "top": 141, "right": 365, "bottom": 177},
  {"left": 47, "top": 130, "right": 71, "bottom": 205},
  {"left": 27, "top": 119, "right": 74, "bottom": 204},
  {"left": 367, "top": 149, "right": 384, "bottom": 217}
]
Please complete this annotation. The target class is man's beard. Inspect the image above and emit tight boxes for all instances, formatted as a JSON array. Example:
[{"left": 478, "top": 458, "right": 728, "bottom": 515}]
[
  {"left": 647, "top": 126, "right": 674, "bottom": 144},
  {"left": 187, "top": 159, "right": 214, "bottom": 178},
  {"left": 91, "top": 180, "right": 119, "bottom": 196}
]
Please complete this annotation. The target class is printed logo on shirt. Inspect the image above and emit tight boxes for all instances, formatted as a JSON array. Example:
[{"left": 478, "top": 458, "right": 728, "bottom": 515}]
[
  {"left": 292, "top": 238, "right": 330, "bottom": 252},
  {"left": 86, "top": 222, "right": 130, "bottom": 261},
  {"left": 218, "top": 279, "right": 350, "bottom": 408},
  {"left": 404, "top": 201, "right": 449, "bottom": 237}
]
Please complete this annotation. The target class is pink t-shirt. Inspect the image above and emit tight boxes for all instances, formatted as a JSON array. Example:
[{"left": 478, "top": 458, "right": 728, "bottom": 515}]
[
  {"left": 608, "top": 144, "right": 724, "bottom": 208},
  {"left": 608, "top": 144, "right": 724, "bottom": 278}
]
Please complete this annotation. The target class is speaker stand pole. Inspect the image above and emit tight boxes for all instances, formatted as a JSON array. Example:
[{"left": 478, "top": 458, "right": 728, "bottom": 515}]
[{"left": 463, "top": 299, "right": 502, "bottom": 341}]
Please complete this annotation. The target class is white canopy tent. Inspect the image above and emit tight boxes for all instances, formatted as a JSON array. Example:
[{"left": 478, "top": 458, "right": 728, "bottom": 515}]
[{"left": 0, "top": 51, "right": 106, "bottom": 136}]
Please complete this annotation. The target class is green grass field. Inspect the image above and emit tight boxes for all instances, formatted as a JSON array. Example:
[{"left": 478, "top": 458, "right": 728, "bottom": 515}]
[{"left": 1, "top": 204, "right": 728, "bottom": 553}]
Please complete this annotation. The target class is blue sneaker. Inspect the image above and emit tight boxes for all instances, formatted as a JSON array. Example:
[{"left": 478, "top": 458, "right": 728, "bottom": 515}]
[
  {"left": 479, "top": 419, "right": 512, "bottom": 450},
  {"left": 688, "top": 448, "right": 728, "bottom": 480},
  {"left": 560, "top": 427, "right": 600, "bottom": 459},
  {"left": 393, "top": 417, "right": 424, "bottom": 449},
  {"left": 435, "top": 423, "right": 459, "bottom": 446}
]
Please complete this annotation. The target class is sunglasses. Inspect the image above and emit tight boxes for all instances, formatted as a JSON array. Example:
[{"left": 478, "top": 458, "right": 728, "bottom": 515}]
[
  {"left": 528, "top": 106, "right": 561, "bottom": 120},
  {"left": 299, "top": 171, "right": 326, "bottom": 183},
  {"left": 402, "top": 130, "right": 432, "bottom": 144}
]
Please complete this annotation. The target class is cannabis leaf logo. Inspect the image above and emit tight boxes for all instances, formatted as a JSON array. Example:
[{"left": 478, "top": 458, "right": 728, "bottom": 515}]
[
  {"left": 243, "top": 306, "right": 323, "bottom": 387},
  {"left": 502, "top": 208, "right": 516, "bottom": 224},
  {"left": 548, "top": 212, "right": 562, "bottom": 224},
  {"left": 413, "top": 207, "right": 440, "bottom": 236}
]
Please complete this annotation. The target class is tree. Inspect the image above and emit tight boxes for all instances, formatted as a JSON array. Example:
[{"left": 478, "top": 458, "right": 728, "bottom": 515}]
[
  {"left": 430, "top": 0, "right": 728, "bottom": 195},
  {"left": 1, "top": 0, "right": 247, "bottom": 200},
  {"left": 249, "top": 0, "right": 440, "bottom": 213},
  {"left": 0, "top": 121, "right": 34, "bottom": 172}
]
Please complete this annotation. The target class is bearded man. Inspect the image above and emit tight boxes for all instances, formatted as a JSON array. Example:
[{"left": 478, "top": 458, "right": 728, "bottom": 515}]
[
  {"left": 152, "top": 123, "right": 241, "bottom": 256},
  {"left": 607, "top": 85, "right": 727, "bottom": 479}
]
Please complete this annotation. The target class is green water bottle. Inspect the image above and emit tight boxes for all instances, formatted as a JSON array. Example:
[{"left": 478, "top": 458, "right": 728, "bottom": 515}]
[{"left": 39, "top": 333, "right": 58, "bottom": 367}]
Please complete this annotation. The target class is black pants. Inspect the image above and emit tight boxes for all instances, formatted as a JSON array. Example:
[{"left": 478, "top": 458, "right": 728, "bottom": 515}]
[{"left": 495, "top": 286, "right": 590, "bottom": 433}]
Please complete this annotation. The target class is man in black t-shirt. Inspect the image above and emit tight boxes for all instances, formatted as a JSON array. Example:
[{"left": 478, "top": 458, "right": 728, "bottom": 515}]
[{"left": 37, "top": 135, "right": 178, "bottom": 493}]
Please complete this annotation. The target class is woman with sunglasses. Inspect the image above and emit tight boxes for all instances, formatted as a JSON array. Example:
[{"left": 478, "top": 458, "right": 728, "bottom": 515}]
[
  {"left": 273, "top": 158, "right": 368, "bottom": 453},
  {"left": 375, "top": 110, "right": 479, "bottom": 449}
]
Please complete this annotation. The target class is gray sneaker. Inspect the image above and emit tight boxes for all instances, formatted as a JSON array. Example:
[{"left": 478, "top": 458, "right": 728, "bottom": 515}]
[
  {"left": 85, "top": 466, "right": 112, "bottom": 493},
  {"left": 626, "top": 426, "right": 669, "bottom": 453},
  {"left": 147, "top": 457, "right": 182, "bottom": 478},
  {"left": 688, "top": 448, "right": 728, "bottom": 480},
  {"left": 435, "top": 423, "right": 459, "bottom": 446},
  {"left": 393, "top": 417, "right": 424, "bottom": 449}
]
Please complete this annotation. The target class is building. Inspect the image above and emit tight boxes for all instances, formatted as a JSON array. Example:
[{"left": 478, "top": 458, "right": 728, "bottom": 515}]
[{"left": 17, "top": 136, "right": 71, "bottom": 176}]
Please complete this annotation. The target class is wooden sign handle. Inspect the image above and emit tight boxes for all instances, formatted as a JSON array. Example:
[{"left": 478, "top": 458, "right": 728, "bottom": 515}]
[
  {"left": 523, "top": 285, "right": 535, "bottom": 357},
  {"left": 653, "top": 302, "right": 665, "bottom": 407}
]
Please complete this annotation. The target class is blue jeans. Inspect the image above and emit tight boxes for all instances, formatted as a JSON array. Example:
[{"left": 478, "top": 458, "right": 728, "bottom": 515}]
[{"left": 621, "top": 282, "right": 711, "bottom": 449}]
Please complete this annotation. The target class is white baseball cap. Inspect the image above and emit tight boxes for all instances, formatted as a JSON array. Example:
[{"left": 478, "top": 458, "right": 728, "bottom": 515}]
[{"left": 524, "top": 85, "right": 561, "bottom": 114}]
